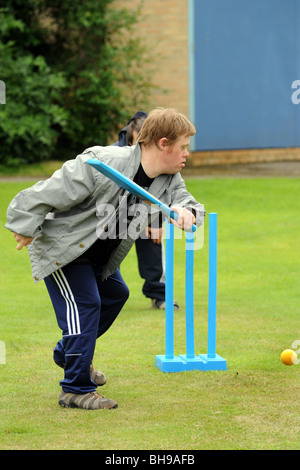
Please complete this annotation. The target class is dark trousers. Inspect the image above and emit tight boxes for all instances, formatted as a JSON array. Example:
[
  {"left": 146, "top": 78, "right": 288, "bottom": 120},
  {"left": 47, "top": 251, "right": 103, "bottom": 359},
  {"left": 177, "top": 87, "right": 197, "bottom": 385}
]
[
  {"left": 135, "top": 237, "right": 165, "bottom": 302},
  {"left": 44, "top": 263, "right": 129, "bottom": 394}
]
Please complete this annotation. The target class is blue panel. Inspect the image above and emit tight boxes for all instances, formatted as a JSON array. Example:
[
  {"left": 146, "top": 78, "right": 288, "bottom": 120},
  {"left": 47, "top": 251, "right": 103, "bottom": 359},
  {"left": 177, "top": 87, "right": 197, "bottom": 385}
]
[{"left": 193, "top": 0, "right": 300, "bottom": 150}]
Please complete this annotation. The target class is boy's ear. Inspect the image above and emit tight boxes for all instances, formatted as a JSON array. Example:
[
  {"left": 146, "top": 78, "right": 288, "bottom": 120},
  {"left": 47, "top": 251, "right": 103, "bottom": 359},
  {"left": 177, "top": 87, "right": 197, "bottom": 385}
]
[{"left": 157, "top": 137, "right": 168, "bottom": 150}]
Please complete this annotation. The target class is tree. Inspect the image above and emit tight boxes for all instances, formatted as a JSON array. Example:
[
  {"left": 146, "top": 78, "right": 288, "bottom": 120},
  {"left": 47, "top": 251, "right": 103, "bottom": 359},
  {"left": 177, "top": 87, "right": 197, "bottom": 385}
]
[{"left": 0, "top": 0, "right": 155, "bottom": 165}]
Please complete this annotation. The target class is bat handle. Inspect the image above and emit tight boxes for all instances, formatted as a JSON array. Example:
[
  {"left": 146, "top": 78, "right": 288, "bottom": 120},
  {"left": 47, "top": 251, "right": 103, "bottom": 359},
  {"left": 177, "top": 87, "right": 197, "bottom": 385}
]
[{"left": 169, "top": 210, "right": 197, "bottom": 232}]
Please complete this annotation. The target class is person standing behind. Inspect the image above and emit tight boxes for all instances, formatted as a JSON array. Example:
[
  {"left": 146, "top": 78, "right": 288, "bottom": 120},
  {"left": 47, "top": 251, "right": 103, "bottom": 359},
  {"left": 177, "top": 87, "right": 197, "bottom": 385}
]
[{"left": 116, "top": 111, "right": 179, "bottom": 310}]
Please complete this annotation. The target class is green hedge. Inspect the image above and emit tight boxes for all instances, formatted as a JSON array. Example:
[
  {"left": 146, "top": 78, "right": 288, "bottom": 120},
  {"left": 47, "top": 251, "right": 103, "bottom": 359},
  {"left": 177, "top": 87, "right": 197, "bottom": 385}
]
[{"left": 0, "top": 1, "right": 154, "bottom": 166}]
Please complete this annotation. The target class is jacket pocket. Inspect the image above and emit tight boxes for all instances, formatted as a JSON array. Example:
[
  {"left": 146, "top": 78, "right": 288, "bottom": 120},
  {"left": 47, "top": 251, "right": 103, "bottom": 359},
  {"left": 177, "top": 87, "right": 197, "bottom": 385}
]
[{"left": 30, "top": 218, "right": 68, "bottom": 260}]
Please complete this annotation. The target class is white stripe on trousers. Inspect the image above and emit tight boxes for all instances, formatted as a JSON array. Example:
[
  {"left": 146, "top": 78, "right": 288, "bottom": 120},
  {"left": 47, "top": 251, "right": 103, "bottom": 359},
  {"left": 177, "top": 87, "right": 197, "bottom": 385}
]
[{"left": 52, "top": 269, "right": 81, "bottom": 336}]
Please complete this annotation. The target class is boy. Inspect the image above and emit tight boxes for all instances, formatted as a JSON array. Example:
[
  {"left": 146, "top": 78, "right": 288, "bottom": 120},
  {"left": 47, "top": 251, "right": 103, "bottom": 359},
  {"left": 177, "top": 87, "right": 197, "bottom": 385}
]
[
  {"left": 116, "top": 111, "right": 175, "bottom": 310},
  {"left": 5, "top": 108, "right": 205, "bottom": 410}
]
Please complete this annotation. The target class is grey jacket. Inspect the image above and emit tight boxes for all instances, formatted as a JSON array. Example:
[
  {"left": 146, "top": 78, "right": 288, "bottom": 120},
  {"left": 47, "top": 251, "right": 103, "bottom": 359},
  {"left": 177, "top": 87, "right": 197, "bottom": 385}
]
[{"left": 5, "top": 144, "right": 205, "bottom": 283}]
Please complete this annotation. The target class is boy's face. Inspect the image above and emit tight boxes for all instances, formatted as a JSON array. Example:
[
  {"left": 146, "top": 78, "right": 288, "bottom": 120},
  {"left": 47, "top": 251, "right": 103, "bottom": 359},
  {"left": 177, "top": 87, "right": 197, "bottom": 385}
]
[{"left": 163, "top": 135, "right": 190, "bottom": 174}]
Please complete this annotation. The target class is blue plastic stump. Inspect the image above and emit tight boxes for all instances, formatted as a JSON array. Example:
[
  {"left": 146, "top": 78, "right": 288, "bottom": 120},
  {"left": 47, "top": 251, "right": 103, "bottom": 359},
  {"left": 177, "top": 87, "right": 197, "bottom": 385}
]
[
  {"left": 155, "top": 213, "right": 227, "bottom": 373},
  {"left": 155, "top": 219, "right": 185, "bottom": 372},
  {"left": 178, "top": 231, "right": 208, "bottom": 370},
  {"left": 198, "top": 213, "right": 227, "bottom": 370}
]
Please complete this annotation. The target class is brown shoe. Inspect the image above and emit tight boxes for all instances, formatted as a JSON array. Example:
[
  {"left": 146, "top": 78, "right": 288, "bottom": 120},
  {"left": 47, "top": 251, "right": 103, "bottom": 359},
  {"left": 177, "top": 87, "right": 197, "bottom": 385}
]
[
  {"left": 59, "top": 391, "right": 118, "bottom": 410},
  {"left": 90, "top": 364, "right": 106, "bottom": 386},
  {"left": 55, "top": 358, "right": 106, "bottom": 387}
]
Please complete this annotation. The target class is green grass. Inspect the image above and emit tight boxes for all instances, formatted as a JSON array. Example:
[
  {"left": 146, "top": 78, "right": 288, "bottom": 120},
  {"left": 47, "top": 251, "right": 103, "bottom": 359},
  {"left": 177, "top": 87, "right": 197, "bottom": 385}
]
[
  {"left": 0, "top": 160, "right": 62, "bottom": 178},
  {"left": 0, "top": 176, "right": 299, "bottom": 450}
]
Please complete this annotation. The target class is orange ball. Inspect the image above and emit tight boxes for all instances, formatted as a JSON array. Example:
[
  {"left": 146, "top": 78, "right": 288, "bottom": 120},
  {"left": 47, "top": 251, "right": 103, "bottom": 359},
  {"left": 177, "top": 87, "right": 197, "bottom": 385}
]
[{"left": 280, "top": 349, "right": 297, "bottom": 366}]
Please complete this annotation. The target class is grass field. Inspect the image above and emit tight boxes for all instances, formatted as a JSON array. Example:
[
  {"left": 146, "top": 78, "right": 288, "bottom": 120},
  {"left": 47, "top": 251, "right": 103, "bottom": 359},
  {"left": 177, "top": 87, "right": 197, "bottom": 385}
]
[{"left": 0, "top": 174, "right": 299, "bottom": 450}]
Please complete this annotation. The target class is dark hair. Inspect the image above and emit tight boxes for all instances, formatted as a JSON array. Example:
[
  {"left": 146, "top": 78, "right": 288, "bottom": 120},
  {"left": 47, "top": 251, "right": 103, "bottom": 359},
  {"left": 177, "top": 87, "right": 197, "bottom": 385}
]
[{"left": 127, "top": 117, "right": 147, "bottom": 145}]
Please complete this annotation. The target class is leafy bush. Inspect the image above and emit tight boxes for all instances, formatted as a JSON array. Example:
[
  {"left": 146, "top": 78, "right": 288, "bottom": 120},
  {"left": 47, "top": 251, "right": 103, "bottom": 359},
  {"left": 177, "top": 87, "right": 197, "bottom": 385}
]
[
  {"left": 0, "top": 1, "right": 155, "bottom": 166},
  {"left": 0, "top": 9, "right": 67, "bottom": 165}
]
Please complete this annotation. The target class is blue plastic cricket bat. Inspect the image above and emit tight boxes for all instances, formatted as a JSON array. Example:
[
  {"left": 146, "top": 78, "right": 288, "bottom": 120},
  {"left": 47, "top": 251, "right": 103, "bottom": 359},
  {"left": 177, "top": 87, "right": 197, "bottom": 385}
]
[{"left": 86, "top": 159, "right": 197, "bottom": 232}]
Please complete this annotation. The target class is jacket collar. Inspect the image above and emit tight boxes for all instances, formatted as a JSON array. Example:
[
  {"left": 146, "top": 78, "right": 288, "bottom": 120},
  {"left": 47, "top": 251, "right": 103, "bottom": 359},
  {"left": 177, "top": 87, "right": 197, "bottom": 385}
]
[{"left": 123, "top": 143, "right": 173, "bottom": 201}]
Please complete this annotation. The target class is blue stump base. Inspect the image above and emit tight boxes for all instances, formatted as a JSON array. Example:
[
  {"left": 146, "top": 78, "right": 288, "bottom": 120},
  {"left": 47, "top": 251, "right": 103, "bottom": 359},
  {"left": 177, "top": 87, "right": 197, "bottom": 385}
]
[
  {"left": 198, "top": 354, "right": 227, "bottom": 371},
  {"left": 155, "top": 355, "right": 186, "bottom": 372},
  {"left": 155, "top": 353, "right": 227, "bottom": 372},
  {"left": 178, "top": 354, "right": 208, "bottom": 371}
]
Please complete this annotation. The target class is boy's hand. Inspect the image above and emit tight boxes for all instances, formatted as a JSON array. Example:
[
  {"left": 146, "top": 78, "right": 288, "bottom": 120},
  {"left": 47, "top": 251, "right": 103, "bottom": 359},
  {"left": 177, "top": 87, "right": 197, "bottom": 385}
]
[
  {"left": 171, "top": 207, "right": 196, "bottom": 231},
  {"left": 13, "top": 232, "right": 34, "bottom": 250}
]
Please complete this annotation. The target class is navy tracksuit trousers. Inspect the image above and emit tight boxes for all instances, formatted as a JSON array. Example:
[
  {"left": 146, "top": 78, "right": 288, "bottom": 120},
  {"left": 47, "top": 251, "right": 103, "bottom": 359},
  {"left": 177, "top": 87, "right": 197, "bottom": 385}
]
[
  {"left": 44, "top": 263, "right": 129, "bottom": 394},
  {"left": 135, "top": 237, "right": 165, "bottom": 302}
]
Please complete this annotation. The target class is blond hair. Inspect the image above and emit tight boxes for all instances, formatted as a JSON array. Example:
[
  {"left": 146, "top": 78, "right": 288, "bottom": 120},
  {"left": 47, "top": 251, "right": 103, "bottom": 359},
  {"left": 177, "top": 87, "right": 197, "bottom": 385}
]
[{"left": 136, "top": 108, "right": 196, "bottom": 148}]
